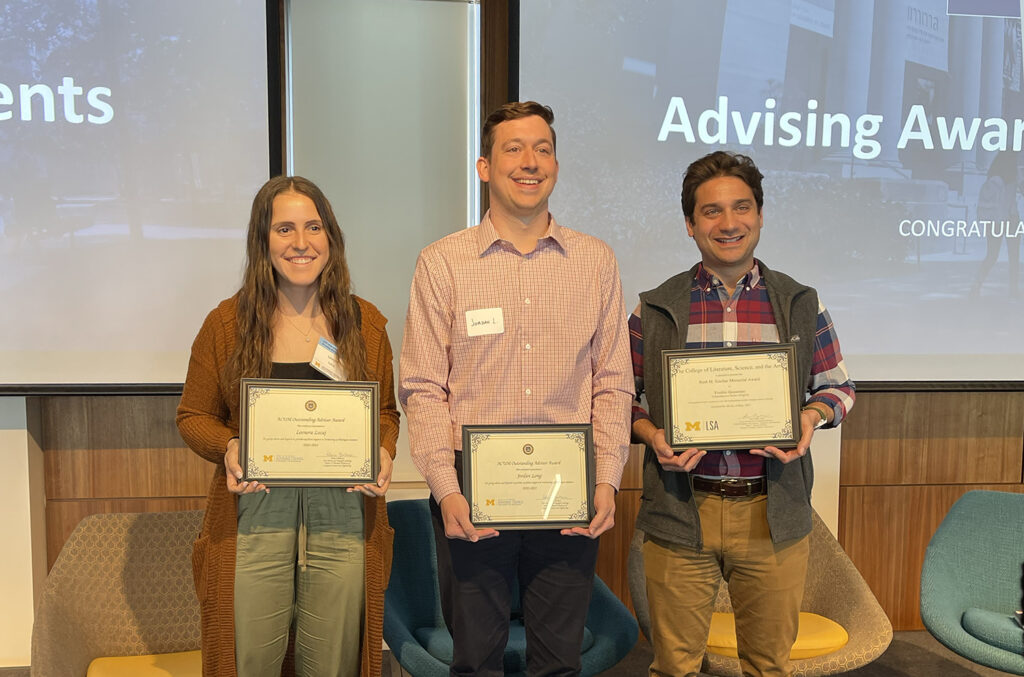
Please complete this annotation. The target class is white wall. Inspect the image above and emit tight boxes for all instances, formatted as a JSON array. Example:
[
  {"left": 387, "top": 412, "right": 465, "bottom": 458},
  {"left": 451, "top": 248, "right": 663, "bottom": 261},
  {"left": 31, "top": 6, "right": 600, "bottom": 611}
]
[
  {"left": 0, "top": 397, "right": 46, "bottom": 667},
  {"left": 287, "top": 0, "right": 475, "bottom": 489}
]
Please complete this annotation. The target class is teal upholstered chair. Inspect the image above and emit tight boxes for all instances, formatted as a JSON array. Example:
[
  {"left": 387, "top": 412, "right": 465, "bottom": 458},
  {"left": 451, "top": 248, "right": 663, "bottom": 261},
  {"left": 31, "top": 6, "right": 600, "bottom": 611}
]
[
  {"left": 920, "top": 490, "right": 1024, "bottom": 675},
  {"left": 383, "top": 498, "right": 638, "bottom": 676}
]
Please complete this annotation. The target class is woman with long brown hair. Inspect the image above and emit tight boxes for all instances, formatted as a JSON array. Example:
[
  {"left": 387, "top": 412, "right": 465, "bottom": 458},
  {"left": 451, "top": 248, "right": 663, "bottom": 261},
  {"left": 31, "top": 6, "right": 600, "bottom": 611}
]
[{"left": 177, "top": 176, "right": 399, "bottom": 676}]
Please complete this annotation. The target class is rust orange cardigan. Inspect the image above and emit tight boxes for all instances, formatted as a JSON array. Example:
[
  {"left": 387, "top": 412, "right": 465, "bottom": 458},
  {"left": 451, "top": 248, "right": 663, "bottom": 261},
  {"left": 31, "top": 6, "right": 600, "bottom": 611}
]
[{"left": 176, "top": 294, "right": 400, "bottom": 677}]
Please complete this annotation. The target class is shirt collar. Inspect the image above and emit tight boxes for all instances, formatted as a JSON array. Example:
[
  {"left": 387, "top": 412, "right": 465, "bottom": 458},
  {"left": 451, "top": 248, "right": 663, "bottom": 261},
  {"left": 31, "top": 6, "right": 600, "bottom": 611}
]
[
  {"left": 476, "top": 211, "right": 566, "bottom": 256},
  {"left": 694, "top": 261, "right": 762, "bottom": 292}
]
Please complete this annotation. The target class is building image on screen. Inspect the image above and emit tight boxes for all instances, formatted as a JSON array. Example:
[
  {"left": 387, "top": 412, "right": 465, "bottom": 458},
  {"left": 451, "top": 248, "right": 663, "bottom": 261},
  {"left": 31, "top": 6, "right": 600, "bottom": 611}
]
[
  {"left": 520, "top": 0, "right": 1024, "bottom": 381},
  {"left": 0, "top": 0, "right": 269, "bottom": 385}
]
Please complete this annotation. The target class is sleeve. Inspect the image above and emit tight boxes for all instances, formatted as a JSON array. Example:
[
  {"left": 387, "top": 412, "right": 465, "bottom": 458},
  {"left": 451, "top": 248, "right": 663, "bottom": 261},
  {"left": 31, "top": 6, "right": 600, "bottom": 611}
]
[
  {"left": 589, "top": 249, "right": 635, "bottom": 489},
  {"left": 176, "top": 308, "right": 236, "bottom": 464},
  {"left": 628, "top": 306, "right": 654, "bottom": 427},
  {"left": 398, "top": 251, "right": 460, "bottom": 501},
  {"left": 805, "top": 299, "right": 856, "bottom": 426}
]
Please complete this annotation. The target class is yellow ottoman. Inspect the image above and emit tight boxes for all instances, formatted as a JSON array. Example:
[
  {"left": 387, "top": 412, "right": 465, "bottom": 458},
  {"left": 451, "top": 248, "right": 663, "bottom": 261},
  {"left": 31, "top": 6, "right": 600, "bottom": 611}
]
[
  {"left": 707, "top": 612, "right": 849, "bottom": 659},
  {"left": 86, "top": 650, "right": 202, "bottom": 676}
]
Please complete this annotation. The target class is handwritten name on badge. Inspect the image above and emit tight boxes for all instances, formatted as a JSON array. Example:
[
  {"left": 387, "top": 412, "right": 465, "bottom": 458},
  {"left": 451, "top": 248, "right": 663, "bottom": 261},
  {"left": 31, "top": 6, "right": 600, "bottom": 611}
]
[
  {"left": 311, "top": 337, "right": 345, "bottom": 381},
  {"left": 465, "top": 307, "right": 504, "bottom": 337}
]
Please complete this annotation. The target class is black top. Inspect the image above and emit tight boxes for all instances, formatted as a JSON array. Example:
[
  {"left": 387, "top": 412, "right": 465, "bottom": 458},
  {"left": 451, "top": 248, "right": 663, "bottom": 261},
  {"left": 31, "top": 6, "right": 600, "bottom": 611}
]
[{"left": 269, "top": 362, "right": 327, "bottom": 380}]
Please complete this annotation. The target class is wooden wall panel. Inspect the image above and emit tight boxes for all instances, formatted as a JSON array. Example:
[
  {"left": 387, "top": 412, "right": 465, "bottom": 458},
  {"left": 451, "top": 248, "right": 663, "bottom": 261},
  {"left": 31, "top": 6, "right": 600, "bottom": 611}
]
[
  {"left": 840, "top": 392, "right": 1024, "bottom": 486},
  {"left": 38, "top": 395, "right": 213, "bottom": 568},
  {"left": 45, "top": 446, "right": 212, "bottom": 500},
  {"left": 596, "top": 489, "right": 642, "bottom": 613},
  {"left": 839, "top": 483, "right": 1024, "bottom": 630},
  {"left": 595, "top": 444, "right": 645, "bottom": 609}
]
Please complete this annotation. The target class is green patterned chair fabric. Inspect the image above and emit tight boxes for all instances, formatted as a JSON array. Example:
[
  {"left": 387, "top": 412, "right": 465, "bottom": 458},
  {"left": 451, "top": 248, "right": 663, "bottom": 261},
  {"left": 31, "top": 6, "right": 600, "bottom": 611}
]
[
  {"left": 30, "top": 510, "right": 203, "bottom": 676},
  {"left": 628, "top": 509, "right": 892, "bottom": 676}
]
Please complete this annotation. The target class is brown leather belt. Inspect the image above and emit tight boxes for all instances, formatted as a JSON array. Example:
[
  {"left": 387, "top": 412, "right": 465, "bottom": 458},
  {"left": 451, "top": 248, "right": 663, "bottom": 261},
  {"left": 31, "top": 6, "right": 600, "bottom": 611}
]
[{"left": 692, "top": 476, "right": 766, "bottom": 497}]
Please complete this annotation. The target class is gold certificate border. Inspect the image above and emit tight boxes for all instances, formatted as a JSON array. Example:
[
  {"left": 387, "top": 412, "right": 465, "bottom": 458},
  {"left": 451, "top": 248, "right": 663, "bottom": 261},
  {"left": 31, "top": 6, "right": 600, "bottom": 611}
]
[
  {"left": 461, "top": 423, "right": 595, "bottom": 530},
  {"left": 661, "top": 344, "right": 800, "bottom": 451},
  {"left": 239, "top": 378, "right": 380, "bottom": 487}
]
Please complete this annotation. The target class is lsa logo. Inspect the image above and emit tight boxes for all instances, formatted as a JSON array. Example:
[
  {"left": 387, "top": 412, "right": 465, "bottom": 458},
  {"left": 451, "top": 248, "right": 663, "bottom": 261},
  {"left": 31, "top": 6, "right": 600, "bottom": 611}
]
[
  {"left": 486, "top": 499, "right": 495, "bottom": 506},
  {"left": 685, "top": 420, "right": 719, "bottom": 431},
  {"left": 264, "top": 455, "right": 273, "bottom": 462}
]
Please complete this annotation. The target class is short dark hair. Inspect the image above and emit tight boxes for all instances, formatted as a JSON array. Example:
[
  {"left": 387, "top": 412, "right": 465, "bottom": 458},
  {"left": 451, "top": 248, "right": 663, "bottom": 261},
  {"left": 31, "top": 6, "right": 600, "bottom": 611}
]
[
  {"left": 681, "top": 151, "right": 764, "bottom": 222},
  {"left": 481, "top": 101, "right": 556, "bottom": 159}
]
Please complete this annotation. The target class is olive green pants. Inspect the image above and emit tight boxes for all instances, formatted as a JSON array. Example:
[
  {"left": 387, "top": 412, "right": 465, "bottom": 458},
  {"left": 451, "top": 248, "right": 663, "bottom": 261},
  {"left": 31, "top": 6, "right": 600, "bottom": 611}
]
[{"left": 235, "top": 488, "right": 365, "bottom": 677}]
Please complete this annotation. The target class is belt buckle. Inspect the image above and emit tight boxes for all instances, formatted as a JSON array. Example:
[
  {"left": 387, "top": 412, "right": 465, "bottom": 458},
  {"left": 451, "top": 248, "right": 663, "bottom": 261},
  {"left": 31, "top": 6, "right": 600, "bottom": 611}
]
[
  {"left": 720, "top": 477, "right": 751, "bottom": 497},
  {"left": 720, "top": 478, "right": 743, "bottom": 496}
]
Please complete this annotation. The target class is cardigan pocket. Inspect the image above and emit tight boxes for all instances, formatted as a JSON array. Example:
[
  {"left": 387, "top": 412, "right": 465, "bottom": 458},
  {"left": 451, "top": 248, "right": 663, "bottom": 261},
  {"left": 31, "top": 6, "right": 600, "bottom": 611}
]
[
  {"left": 192, "top": 533, "right": 210, "bottom": 603},
  {"left": 380, "top": 522, "right": 394, "bottom": 589}
]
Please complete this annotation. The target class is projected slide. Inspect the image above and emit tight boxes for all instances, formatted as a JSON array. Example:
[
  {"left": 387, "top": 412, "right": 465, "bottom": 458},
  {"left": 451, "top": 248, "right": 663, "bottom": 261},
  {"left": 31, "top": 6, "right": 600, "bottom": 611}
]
[
  {"left": 0, "top": 0, "right": 269, "bottom": 385},
  {"left": 520, "top": 0, "right": 1023, "bottom": 380}
]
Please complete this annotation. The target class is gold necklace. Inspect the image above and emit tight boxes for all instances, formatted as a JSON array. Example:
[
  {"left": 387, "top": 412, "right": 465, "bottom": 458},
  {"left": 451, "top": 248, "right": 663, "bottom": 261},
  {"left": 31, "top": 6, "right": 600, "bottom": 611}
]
[{"left": 279, "top": 311, "right": 317, "bottom": 343}]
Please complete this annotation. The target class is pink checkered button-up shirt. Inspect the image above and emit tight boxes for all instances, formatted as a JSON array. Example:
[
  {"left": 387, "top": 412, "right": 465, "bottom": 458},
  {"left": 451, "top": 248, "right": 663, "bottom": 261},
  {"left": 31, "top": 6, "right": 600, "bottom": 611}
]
[{"left": 399, "top": 213, "right": 633, "bottom": 502}]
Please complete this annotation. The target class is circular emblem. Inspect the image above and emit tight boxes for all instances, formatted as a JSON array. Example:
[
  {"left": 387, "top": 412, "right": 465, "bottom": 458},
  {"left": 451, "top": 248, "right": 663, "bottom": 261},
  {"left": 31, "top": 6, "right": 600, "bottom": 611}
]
[
  {"left": 522, "top": 444, "right": 534, "bottom": 455},
  {"left": 305, "top": 400, "right": 317, "bottom": 412}
]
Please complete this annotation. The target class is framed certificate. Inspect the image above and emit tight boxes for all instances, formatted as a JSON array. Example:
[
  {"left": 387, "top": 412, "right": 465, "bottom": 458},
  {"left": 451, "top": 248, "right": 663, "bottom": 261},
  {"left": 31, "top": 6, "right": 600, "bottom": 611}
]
[
  {"left": 662, "top": 344, "right": 800, "bottom": 451},
  {"left": 239, "top": 378, "right": 379, "bottom": 486},
  {"left": 462, "top": 424, "right": 595, "bottom": 530}
]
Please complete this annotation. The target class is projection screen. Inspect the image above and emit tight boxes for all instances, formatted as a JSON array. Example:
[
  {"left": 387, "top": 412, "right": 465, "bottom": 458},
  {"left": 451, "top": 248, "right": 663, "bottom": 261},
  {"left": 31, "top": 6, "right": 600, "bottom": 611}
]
[
  {"left": 0, "top": 0, "right": 270, "bottom": 386},
  {"left": 519, "top": 0, "right": 1024, "bottom": 382}
]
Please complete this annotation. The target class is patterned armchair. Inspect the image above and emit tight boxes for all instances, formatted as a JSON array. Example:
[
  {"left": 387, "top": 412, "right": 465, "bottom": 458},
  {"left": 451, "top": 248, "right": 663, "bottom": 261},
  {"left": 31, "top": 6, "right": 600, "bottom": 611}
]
[
  {"left": 30, "top": 510, "right": 203, "bottom": 676},
  {"left": 628, "top": 508, "right": 892, "bottom": 676}
]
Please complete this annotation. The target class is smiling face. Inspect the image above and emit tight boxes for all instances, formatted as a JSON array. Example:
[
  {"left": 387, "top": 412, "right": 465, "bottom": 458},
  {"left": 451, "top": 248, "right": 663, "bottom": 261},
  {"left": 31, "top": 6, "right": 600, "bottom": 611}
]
[
  {"left": 268, "top": 191, "right": 329, "bottom": 292},
  {"left": 477, "top": 114, "right": 558, "bottom": 223},
  {"left": 686, "top": 175, "right": 763, "bottom": 284}
]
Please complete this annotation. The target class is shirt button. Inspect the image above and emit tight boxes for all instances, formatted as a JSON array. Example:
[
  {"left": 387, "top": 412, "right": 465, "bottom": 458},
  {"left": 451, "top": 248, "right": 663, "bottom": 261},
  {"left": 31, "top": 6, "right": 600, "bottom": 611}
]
[
  {"left": 525, "top": 343, "right": 532, "bottom": 351},
  {"left": 525, "top": 388, "right": 532, "bottom": 396},
  {"left": 524, "top": 298, "right": 531, "bottom": 305},
  {"left": 726, "top": 307, "right": 733, "bottom": 313},
  {"left": 724, "top": 450, "right": 732, "bottom": 456},
  {"left": 725, "top": 342, "right": 733, "bottom": 347}
]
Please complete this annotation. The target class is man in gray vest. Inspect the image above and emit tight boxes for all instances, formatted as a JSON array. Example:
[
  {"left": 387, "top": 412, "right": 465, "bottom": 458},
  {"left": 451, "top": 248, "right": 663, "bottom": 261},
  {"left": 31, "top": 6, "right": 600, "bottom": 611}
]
[{"left": 628, "top": 151, "right": 855, "bottom": 676}]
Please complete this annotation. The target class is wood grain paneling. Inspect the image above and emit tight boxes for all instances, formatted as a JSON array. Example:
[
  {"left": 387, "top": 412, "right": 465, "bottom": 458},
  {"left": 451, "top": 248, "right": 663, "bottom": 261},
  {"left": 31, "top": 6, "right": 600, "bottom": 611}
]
[
  {"left": 39, "top": 395, "right": 185, "bottom": 451},
  {"left": 38, "top": 395, "right": 213, "bottom": 568},
  {"left": 839, "top": 483, "right": 1024, "bottom": 630},
  {"left": 840, "top": 392, "right": 1024, "bottom": 486},
  {"left": 40, "top": 395, "right": 212, "bottom": 500},
  {"left": 621, "top": 443, "right": 644, "bottom": 491},
  {"left": 596, "top": 489, "right": 642, "bottom": 612},
  {"left": 45, "top": 446, "right": 212, "bottom": 499}
]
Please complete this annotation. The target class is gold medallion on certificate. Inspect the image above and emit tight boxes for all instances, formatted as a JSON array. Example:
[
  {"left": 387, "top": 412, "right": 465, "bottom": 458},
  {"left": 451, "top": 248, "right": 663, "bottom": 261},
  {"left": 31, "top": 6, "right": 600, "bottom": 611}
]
[
  {"left": 462, "top": 424, "right": 595, "bottom": 530},
  {"left": 239, "top": 378, "right": 379, "bottom": 486},
  {"left": 662, "top": 344, "right": 800, "bottom": 451}
]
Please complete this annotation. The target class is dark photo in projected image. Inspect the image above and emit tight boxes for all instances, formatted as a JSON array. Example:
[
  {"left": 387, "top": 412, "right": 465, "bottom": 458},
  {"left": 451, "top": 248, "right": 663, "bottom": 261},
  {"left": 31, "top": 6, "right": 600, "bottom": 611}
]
[
  {"left": 0, "top": 0, "right": 267, "bottom": 376},
  {"left": 520, "top": 0, "right": 1024, "bottom": 380}
]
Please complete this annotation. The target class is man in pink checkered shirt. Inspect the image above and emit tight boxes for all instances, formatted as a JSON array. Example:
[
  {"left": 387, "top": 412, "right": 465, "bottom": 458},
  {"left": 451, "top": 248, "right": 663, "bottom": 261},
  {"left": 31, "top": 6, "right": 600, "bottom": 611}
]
[{"left": 399, "top": 101, "right": 633, "bottom": 676}]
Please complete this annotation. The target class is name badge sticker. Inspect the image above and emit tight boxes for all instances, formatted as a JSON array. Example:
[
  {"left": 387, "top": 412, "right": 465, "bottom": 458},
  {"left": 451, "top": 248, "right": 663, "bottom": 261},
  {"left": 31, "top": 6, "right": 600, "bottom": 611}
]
[
  {"left": 465, "top": 307, "right": 505, "bottom": 337},
  {"left": 311, "top": 336, "right": 346, "bottom": 381}
]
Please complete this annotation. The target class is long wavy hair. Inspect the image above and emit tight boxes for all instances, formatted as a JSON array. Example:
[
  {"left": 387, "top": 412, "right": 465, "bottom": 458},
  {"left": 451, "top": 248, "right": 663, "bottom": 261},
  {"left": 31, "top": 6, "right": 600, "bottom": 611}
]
[{"left": 228, "top": 176, "right": 366, "bottom": 385}]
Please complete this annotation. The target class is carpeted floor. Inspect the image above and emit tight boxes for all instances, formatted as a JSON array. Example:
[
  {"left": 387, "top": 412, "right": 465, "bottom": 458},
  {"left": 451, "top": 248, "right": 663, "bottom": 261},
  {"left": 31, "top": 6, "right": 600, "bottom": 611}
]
[
  {"left": 3, "top": 631, "right": 1013, "bottom": 676},
  {"left": 380, "top": 631, "right": 1016, "bottom": 676},
  {"left": 589, "top": 631, "right": 1014, "bottom": 676}
]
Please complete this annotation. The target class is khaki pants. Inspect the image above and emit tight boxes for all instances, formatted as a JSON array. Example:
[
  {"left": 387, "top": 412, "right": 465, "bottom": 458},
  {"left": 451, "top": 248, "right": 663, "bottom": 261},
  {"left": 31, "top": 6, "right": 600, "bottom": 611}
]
[
  {"left": 644, "top": 492, "right": 809, "bottom": 677},
  {"left": 235, "top": 488, "right": 365, "bottom": 677}
]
